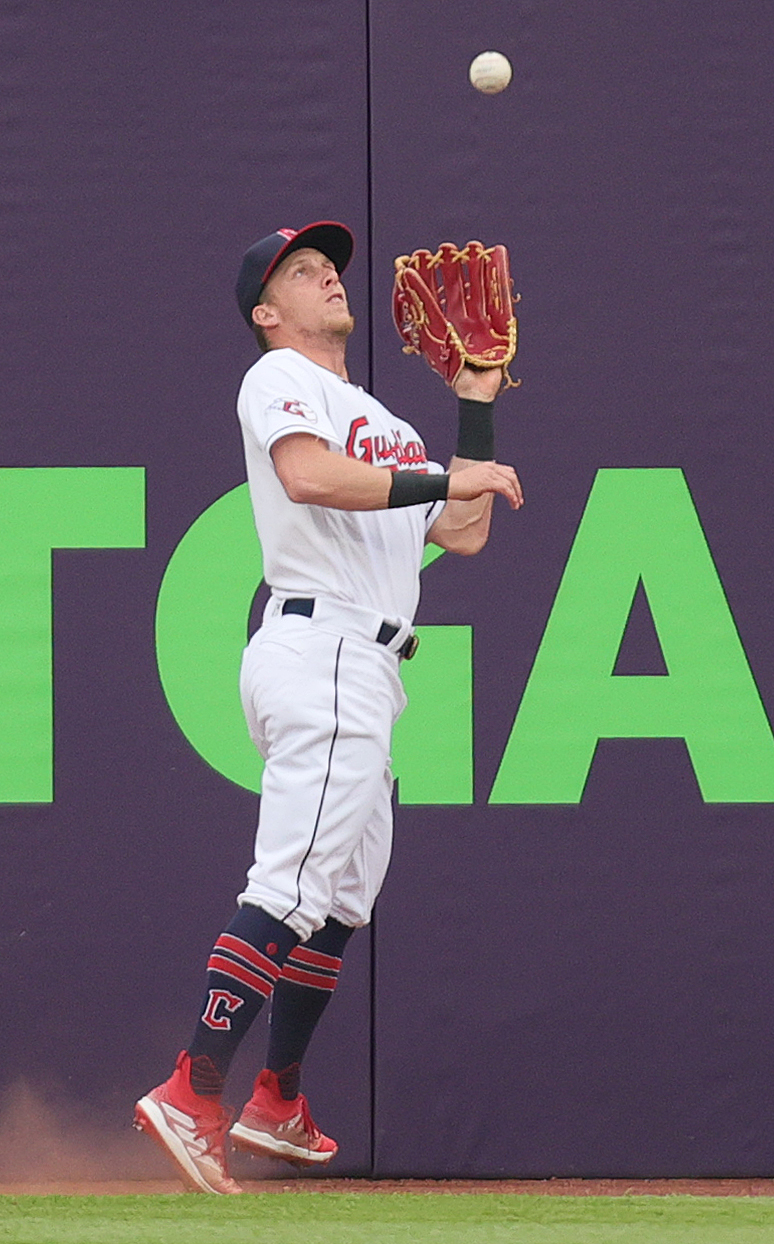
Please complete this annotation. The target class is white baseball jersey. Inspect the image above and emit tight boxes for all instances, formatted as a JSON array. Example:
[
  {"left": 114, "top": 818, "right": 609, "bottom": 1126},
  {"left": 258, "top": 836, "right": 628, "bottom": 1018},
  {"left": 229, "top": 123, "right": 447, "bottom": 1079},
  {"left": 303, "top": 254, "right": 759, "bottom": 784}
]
[{"left": 236, "top": 347, "right": 446, "bottom": 623}]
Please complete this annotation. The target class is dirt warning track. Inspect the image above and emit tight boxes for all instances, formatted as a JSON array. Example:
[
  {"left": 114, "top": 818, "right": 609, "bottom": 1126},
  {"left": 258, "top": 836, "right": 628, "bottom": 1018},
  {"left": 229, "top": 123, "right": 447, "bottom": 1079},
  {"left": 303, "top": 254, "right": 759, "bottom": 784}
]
[{"left": 2, "top": 1178, "right": 774, "bottom": 1197}]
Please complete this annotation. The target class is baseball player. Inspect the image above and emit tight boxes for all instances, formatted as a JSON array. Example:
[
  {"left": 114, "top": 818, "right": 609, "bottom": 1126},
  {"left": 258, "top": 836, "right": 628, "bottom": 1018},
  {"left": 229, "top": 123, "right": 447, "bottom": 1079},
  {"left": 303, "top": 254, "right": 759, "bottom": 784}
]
[{"left": 134, "top": 221, "right": 522, "bottom": 1194}]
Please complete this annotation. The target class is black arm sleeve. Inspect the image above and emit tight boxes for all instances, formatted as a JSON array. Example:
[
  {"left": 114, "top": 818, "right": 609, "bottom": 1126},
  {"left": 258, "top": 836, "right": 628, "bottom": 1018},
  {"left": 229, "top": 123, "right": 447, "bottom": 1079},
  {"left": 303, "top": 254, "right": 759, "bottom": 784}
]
[
  {"left": 456, "top": 397, "right": 495, "bottom": 460},
  {"left": 388, "top": 471, "right": 450, "bottom": 508}
]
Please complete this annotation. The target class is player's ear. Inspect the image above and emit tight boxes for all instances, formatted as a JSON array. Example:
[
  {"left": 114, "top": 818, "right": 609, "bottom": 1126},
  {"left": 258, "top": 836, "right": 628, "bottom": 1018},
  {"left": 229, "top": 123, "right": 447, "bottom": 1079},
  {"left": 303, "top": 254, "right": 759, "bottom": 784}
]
[{"left": 253, "top": 303, "right": 279, "bottom": 330}]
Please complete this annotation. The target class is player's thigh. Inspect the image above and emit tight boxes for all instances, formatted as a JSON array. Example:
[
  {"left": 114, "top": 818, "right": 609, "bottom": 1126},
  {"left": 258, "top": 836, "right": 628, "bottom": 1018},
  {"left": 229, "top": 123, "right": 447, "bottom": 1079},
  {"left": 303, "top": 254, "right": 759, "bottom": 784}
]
[
  {"left": 240, "top": 617, "right": 324, "bottom": 758},
  {"left": 329, "top": 759, "right": 395, "bottom": 928},
  {"left": 256, "top": 632, "right": 400, "bottom": 854}
]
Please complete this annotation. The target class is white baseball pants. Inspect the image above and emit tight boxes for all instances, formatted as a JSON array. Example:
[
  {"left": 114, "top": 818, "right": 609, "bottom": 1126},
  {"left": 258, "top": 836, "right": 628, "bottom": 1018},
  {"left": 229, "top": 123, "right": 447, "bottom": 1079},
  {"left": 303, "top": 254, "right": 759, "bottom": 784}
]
[{"left": 237, "top": 597, "right": 410, "bottom": 942}]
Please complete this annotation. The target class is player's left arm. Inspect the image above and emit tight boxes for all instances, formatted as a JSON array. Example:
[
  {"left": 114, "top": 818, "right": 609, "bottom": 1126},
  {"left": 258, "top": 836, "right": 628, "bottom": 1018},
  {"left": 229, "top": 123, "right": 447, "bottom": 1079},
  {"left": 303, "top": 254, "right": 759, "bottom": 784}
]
[{"left": 427, "top": 367, "right": 523, "bottom": 556}]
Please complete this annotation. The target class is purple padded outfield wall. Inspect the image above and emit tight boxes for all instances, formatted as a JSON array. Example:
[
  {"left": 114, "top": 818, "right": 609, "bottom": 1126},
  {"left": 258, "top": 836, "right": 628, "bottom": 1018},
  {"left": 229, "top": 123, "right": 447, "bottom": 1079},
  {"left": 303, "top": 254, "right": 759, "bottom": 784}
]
[{"left": 1, "top": 0, "right": 774, "bottom": 1179}]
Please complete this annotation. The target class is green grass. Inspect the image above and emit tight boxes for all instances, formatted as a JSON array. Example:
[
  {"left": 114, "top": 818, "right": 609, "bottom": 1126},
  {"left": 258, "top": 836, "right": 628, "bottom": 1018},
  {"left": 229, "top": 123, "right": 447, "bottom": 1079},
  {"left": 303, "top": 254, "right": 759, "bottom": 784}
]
[{"left": 1, "top": 1194, "right": 774, "bottom": 1244}]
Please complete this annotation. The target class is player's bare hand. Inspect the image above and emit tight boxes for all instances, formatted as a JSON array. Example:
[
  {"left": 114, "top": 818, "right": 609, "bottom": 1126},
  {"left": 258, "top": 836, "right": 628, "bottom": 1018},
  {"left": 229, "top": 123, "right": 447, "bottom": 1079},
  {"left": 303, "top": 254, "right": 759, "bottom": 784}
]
[
  {"left": 447, "top": 461, "right": 523, "bottom": 509},
  {"left": 452, "top": 365, "right": 503, "bottom": 402}
]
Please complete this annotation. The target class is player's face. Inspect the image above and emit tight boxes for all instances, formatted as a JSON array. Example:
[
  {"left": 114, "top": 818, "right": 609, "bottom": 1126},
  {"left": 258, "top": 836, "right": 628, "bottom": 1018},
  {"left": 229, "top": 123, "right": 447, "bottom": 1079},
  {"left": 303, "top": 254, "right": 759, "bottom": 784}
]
[{"left": 260, "top": 248, "right": 354, "bottom": 341}]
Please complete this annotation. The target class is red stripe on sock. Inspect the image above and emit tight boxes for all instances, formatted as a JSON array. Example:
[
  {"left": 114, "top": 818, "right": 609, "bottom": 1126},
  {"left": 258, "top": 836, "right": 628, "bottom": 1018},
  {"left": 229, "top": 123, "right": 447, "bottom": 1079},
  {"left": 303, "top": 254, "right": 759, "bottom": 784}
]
[
  {"left": 281, "top": 963, "right": 337, "bottom": 991},
  {"left": 289, "top": 946, "right": 342, "bottom": 972},
  {"left": 207, "top": 953, "right": 274, "bottom": 998},
  {"left": 215, "top": 933, "right": 282, "bottom": 980}
]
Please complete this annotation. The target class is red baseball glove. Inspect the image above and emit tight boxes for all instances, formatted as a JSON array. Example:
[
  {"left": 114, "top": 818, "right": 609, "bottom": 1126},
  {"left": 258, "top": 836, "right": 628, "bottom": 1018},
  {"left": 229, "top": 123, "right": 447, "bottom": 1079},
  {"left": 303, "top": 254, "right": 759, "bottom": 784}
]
[{"left": 392, "top": 240, "right": 519, "bottom": 389}]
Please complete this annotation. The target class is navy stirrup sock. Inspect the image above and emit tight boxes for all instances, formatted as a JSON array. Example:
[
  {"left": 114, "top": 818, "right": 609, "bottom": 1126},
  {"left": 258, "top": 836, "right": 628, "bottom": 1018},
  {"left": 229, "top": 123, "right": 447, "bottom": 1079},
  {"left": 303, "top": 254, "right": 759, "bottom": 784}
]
[
  {"left": 187, "top": 905, "right": 299, "bottom": 1091},
  {"left": 266, "top": 916, "right": 354, "bottom": 1099}
]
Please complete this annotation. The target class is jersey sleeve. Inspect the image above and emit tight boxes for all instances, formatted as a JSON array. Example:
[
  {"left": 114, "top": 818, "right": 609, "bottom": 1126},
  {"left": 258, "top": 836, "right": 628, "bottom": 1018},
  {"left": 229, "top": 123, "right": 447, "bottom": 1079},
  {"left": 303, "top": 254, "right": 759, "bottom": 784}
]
[
  {"left": 423, "top": 460, "right": 447, "bottom": 534},
  {"left": 238, "top": 356, "right": 344, "bottom": 454}
]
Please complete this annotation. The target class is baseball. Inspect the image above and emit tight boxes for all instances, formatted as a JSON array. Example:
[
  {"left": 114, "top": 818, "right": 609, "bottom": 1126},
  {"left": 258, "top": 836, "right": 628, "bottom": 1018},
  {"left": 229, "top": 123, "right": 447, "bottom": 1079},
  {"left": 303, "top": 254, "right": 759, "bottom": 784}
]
[{"left": 469, "top": 50, "right": 512, "bottom": 94}]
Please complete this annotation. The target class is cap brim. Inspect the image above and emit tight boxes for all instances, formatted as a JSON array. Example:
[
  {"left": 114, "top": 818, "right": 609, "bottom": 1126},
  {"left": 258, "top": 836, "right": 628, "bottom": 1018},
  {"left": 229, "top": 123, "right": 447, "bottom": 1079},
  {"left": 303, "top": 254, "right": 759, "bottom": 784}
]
[{"left": 261, "top": 221, "right": 354, "bottom": 291}]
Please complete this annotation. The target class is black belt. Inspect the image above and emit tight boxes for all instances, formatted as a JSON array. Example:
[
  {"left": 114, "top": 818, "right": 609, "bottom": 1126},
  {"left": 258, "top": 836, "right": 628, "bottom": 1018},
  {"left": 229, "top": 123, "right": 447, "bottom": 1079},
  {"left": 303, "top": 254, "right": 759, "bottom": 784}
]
[{"left": 281, "top": 598, "right": 419, "bottom": 660}]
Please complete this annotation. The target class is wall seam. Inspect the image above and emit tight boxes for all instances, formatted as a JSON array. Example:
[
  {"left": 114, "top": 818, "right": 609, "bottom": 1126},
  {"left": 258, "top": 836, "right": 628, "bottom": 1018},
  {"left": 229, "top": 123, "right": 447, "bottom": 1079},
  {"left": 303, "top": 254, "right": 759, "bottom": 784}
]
[{"left": 365, "top": 0, "right": 377, "bottom": 1181}]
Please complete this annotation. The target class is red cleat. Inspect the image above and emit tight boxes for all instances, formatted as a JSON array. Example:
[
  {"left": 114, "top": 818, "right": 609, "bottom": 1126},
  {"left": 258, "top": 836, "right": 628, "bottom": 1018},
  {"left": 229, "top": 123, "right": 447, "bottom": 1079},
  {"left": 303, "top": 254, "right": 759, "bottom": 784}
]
[
  {"left": 230, "top": 1068, "right": 338, "bottom": 1166},
  {"left": 134, "top": 1051, "right": 242, "bottom": 1194}
]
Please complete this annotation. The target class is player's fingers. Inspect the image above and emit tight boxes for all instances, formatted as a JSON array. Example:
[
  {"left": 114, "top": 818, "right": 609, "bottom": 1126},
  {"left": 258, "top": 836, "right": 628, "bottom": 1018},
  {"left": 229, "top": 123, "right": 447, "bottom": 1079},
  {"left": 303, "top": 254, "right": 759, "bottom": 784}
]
[
  {"left": 504, "top": 481, "right": 522, "bottom": 509},
  {"left": 490, "top": 464, "right": 523, "bottom": 508},
  {"left": 489, "top": 475, "right": 520, "bottom": 509},
  {"left": 448, "top": 463, "right": 523, "bottom": 507},
  {"left": 499, "top": 467, "right": 523, "bottom": 506}
]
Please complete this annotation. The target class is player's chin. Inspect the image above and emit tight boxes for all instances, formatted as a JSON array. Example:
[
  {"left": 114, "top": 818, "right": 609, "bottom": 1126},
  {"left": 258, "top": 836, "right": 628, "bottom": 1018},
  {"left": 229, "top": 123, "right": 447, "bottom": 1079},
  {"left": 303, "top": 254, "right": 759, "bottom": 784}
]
[{"left": 328, "top": 310, "right": 355, "bottom": 339}]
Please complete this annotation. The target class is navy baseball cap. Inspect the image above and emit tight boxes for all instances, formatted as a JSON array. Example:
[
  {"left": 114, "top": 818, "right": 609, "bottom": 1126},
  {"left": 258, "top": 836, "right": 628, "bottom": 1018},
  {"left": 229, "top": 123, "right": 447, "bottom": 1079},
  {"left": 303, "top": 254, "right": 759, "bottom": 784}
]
[{"left": 235, "top": 221, "right": 354, "bottom": 326}]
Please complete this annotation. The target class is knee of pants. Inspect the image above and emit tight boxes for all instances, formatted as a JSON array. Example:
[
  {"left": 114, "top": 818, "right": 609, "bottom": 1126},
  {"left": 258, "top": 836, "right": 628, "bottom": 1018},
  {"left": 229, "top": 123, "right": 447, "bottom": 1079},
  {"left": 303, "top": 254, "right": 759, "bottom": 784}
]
[
  {"left": 236, "top": 887, "right": 324, "bottom": 943},
  {"left": 328, "top": 769, "right": 394, "bottom": 928}
]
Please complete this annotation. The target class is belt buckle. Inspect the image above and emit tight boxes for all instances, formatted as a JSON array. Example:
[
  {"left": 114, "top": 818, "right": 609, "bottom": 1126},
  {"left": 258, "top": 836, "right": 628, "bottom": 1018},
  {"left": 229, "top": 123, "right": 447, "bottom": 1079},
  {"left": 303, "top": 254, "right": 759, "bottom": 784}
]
[{"left": 402, "top": 633, "right": 420, "bottom": 660}]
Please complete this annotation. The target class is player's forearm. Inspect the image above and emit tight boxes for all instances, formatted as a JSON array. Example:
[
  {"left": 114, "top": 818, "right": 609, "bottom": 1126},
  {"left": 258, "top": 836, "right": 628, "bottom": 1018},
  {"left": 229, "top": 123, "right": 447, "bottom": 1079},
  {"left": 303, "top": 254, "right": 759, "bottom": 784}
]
[
  {"left": 431, "top": 456, "right": 495, "bottom": 553},
  {"left": 431, "top": 393, "right": 497, "bottom": 551},
  {"left": 281, "top": 449, "right": 394, "bottom": 511}
]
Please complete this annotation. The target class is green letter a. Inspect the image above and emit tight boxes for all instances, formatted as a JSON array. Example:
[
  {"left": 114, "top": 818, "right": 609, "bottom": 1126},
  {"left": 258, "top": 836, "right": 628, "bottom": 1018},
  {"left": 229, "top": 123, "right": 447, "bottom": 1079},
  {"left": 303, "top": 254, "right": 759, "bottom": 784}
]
[{"left": 490, "top": 468, "right": 774, "bottom": 804}]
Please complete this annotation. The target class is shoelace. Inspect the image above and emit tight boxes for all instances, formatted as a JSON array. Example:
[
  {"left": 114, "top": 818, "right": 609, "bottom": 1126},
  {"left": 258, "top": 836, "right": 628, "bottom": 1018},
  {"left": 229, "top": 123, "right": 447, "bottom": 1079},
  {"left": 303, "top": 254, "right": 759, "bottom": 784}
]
[
  {"left": 194, "top": 1104, "right": 234, "bottom": 1157},
  {"left": 298, "top": 1095, "right": 321, "bottom": 1143}
]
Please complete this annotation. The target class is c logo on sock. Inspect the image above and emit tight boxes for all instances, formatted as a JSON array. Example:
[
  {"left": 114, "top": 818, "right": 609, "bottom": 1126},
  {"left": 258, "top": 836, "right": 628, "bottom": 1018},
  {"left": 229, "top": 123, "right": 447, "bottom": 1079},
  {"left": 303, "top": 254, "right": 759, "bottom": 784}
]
[{"left": 202, "top": 988, "right": 245, "bottom": 1031}]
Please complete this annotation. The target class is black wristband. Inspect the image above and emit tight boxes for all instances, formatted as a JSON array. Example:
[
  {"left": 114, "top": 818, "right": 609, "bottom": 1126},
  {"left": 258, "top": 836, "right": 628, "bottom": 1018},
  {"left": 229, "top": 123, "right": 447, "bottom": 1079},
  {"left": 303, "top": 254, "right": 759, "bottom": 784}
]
[
  {"left": 456, "top": 397, "right": 495, "bottom": 460},
  {"left": 388, "top": 471, "right": 450, "bottom": 508}
]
